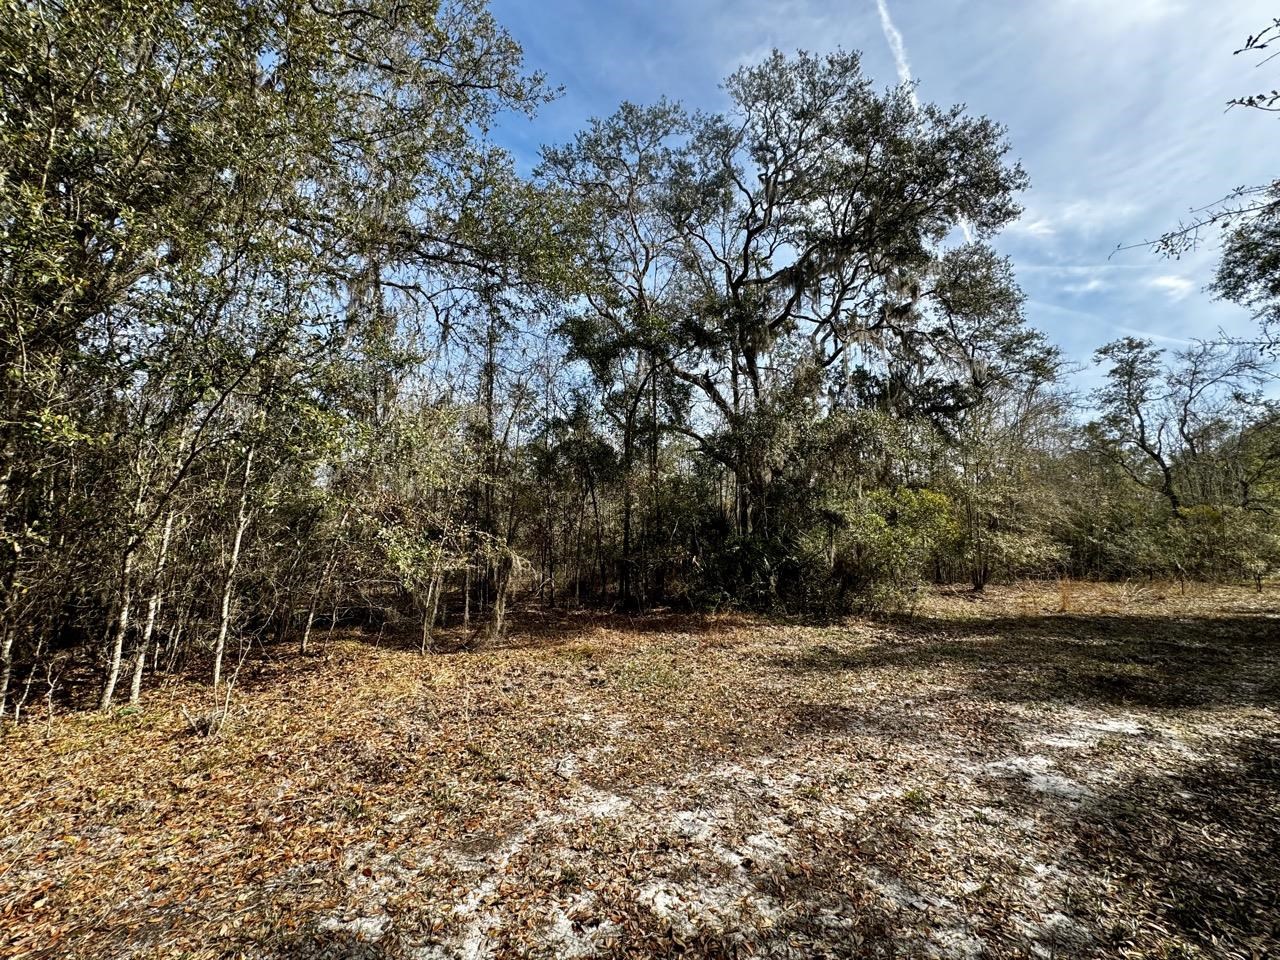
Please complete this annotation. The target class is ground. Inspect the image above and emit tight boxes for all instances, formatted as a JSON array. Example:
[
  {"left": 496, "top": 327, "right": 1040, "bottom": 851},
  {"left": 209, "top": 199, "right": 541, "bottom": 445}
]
[{"left": 2, "top": 582, "right": 1278, "bottom": 960}]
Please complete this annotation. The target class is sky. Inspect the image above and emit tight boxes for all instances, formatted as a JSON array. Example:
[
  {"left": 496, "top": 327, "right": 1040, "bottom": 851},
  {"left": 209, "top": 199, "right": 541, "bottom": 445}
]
[{"left": 488, "top": 0, "right": 1276, "bottom": 379}]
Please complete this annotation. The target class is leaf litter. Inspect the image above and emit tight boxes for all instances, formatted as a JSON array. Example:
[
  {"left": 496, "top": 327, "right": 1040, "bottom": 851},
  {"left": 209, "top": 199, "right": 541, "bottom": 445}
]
[{"left": 1, "top": 581, "right": 1277, "bottom": 959}]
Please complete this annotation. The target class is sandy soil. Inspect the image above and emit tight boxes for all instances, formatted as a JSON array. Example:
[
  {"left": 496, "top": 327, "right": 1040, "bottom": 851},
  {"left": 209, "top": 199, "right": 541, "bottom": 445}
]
[{"left": 2, "top": 581, "right": 1277, "bottom": 959}]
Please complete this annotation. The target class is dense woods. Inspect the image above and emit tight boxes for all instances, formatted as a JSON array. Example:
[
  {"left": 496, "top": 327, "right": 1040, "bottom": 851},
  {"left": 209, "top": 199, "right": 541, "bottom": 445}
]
[{"left": 2, "top": 0, "right": 1279, "bottom": 719}]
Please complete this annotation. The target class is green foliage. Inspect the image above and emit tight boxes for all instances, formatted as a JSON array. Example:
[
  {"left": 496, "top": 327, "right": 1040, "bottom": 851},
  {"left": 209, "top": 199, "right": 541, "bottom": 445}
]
[
  {"left": 1214, "top": 188, "right": 1280, "bottom": 341},
  {"left": 3, "top": 1, "right": 1279, "bottom": 720},
  {"left": 0, "top": 0, "right": 571, "bottom": 708},
  {"left": 819, "top": 487, "right": 958, "bottom": 615}
]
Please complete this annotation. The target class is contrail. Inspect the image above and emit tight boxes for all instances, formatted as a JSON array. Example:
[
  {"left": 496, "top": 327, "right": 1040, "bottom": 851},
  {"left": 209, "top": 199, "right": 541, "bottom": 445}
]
[
  {"left": 874, "top": 0, "right": 973, "bottom": 242},
  {"left": 874, "top": 0, "right": 918, "bottom": 108}
]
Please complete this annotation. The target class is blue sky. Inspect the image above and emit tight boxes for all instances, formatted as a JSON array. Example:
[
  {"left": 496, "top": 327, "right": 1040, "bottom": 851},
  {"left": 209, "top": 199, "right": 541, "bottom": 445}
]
[{"left": 489, "top": 0, "right": 1276, "bottom": 376}]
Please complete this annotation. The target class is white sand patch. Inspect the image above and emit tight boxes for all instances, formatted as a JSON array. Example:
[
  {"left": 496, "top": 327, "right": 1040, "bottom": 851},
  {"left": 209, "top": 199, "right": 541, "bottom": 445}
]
[
  {"left": 324, "top": 844, "right": 423, "bottom": 944},
  {"left": 433, "top": 743, "right": 1096, "bottom": 959},
  {"left": 569, "top": 786, "right": 631, "bottom": 818},
  {"left": 988, "top": 755, "right": 1054, "bottom": 776},
  {"left": 743, "top": 828, "right": 789, "bottom": 861},
  {"left": 689, "top": 761, "right": 757, "bottom": 786},
  {"left": 457, "top": 920, "right": 494, "bottom": 960},
  {"left": 976, "top": 805, "right": 1040, "bottom": 831},
  {"left": 637, "top": 879, "right": 784, "bottom": 936},
  {"left": 671, "top": 808, "right": 720, "bottom": 839},
  {"left": 868, "top": 871, "right": 948, "bottom": 912},
  {"left": 542, "top": 896, "right": 620, "bottom": 958},
  {"left": 554, "top": 753, "right": 583, "bottom": 779},
  {"left": 445, "top": 813, "right": 562, "bottom": 960},
  {"left": 986, "top": 756, "right": 1089, "bottom": 800},
  {"left": 865, "top": 869, "right": 990, "bottom": 958},
  {"left": 1030, "top": 733, "right": 1095, "bottom": 750},
  {"left": 931, "top": 928, "right": 987, "bottom": 959},
  {"left": 317, "top": 913, "right": 390, "bottom": 940},
  {"left": 1021, "top": 861, "right": 1072, "bottom": 897},
  {"left": 638, "top": 882, "right": 691, "bottom": 931},
  {"left": 604, "top": 716, "right": 629, "bottom": 736},
  {"left": 1025, "top": 909, "right": 1091, "bottom": 957},
  {"left": 1077, "top": 717, "right": 1144, "bottom": 736},
  {"left": 1027, "top": 772, "right": 1088, "bottom": 799}
]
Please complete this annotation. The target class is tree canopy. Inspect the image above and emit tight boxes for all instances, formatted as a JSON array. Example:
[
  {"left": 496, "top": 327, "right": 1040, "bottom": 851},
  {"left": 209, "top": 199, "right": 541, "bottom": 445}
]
[{"left": 0, "top": 5, "right": 1278, "bottom": 719}]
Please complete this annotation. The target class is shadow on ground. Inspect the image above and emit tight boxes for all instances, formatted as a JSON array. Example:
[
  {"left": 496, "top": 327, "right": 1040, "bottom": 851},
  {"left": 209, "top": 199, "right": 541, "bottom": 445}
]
[
  {"left": 1067, "top": 732, "right": 1280, "bottom": 956},
  {"left": 778, "top": 613, "right": 1280, "bottom": 710}
]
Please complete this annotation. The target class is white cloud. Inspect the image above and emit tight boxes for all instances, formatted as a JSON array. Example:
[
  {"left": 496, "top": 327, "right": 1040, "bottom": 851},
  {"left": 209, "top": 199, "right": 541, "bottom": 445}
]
[
  {"left": 1056, "top": 198, "right": 1141, "bottom": 232},
  {"left": 875, "top": 0, "right": 973, "bottom": 242},
  {"left": 1007, "top": 216, "right": 1056, "bottom": 239},
  {"left": 1148, "top": 274, "right": 1196, "bottom": 301},
  {"left": 1018, "top": 263, "right": 1138, "bottom": 275},
  {"left": 1007, "top": 199, "right": 1144, "bottom": 244},
  {"left": 874, "top": 0, "right": 918, "bottom": 105},
  {"left": 1057, "top": 0, "right": 1184, "bottom": 27},
  {"left": 1117, "top": 325, "right": 1194, "bottom": 345},
  {"left": 1064, "top": 277, "right": 1107, "bottom": 295}
]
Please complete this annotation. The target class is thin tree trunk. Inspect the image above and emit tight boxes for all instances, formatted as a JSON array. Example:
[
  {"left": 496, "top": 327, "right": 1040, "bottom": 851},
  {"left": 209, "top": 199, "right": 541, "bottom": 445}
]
[
  {"left": 590, "top": 480, "right": 605, "bottom": 597},
  {"left": 129, "top": 505, "right": 176, "bottom": 705},
  {"left": 0, "top": 624, "right": 14, "bottom": 719},
  {"left": 300, "top": 588, "right": 319, "bottom": 656},
  {"left": 99, "top": 549, "right": 136, "bottom": 710},
  {"left": 420, "top": 565, "right": 443, "bottom": 654},
  {"left": 164, "top": 599, "right": 190, "bottom": 675},
  {"left": 488, "top": 554, "right": 513, "bottom": 642},
  {"left": 463, "top": 562, "right": 471, "bottom": 628},
  {"left": 621, "top": 417, "right": 634, "bottom": 608},
  {"left": 575, "top": 495, "right": 585, "bottom": 604},
  {"left": 100, "top": 474, "right": 151, "bottom": 710},
  {"left": 16, "top": 636, "right": 46, "bottom": 722},
  {"left": 302, "top": 514, "right": 346, "bottom": 655},
  {"left": 213, "top": 443, "right": 255, "bottom": 691}
]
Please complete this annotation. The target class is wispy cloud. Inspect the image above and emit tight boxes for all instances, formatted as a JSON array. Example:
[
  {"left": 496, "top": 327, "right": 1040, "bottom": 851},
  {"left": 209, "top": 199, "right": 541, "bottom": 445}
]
[
  {"left": 1058, "top": 0, "right": 1184, "bottom": 27},
  {"left": 874, "top": 0, "right": 917, "bottom": 107},
  {"left": 1117, "top": 325, "right": 1194, "bottom": 346},
  {"left": 1149, "top": 274, "right": 1196, "bottom": 301},
  {"left": 1009, "top": 198, "right": 1143, "bottom": 242},
  {"left": 1057, "top": 198, "right": 1141, "bottom": 232},
  {"left": 1007, "top": 216, "right": 1057, "bottom": 240},
  {"left": 1064, "top": 276, "right": 1107, "bottom": 295},
  {"left": 875, "top": 0, "right": 976, "bottom": 245}
]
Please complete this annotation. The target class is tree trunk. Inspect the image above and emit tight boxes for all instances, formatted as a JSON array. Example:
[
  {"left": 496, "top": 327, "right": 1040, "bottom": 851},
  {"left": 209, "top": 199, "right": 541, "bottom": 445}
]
[
  {"left": 99, "top": 549, "right": 136, "bottom": 710},
  {"left": 419, "top": 559, "right": 444, "bottom": 654},
  {"left": 301, "top": 515, "right": 346, "bottom": 655},
  {"left": 488, "top": 553, "right": 514, "bottom": 642},
  {"left": 164, "top": 599, "right": 191, "bottom": 675},
  {"left": 129, "top": 505, "right": 176, "bottom": 706},
  {"left": 575, "top": 494, "right": 585, "bottom": 604},
  {"left": 463, "top": 562, "right": 471, "bottom": 628},
  {"left": 591, "top": 480, "right": 605, "bottom": 597},
  {"left": 0, "top": 624, "right": 14, "bottom": 719},
  {"left": 300, "top": 586, "right": 319, "bottom": 656},
  {"left": 213, "top": 443, "right": 255, "bottom": 691}
]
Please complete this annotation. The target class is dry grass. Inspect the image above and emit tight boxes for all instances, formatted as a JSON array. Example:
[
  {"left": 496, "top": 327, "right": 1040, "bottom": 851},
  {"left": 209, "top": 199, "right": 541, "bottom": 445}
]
[{"left": 2, "top": 581, "right": 1278, "bottom": 959}]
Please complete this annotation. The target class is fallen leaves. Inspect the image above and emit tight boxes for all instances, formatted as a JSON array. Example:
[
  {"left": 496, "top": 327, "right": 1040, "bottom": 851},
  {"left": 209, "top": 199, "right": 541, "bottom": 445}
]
[{"left": 0, "top": 582, "right": 1277, "bottom": 958}]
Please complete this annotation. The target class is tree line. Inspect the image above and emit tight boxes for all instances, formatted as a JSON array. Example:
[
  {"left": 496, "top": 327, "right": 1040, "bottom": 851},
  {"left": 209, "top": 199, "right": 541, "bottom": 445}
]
[{"left": 2, "top": 0, "right": 1278, "bottom": 717}]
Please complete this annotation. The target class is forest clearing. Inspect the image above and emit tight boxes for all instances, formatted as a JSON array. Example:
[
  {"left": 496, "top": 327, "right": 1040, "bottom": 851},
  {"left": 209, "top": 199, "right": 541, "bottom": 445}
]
[
  {"left": 5, "top": 1, "right": 1280, "bottom": 958},
  {"left": 3, "top": 581, "right": 1277, "bottom": 959}
]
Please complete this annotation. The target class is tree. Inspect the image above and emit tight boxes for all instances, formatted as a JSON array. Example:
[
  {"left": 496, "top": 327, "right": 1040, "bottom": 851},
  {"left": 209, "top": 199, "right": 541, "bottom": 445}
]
[
  {"left": 0, "top": 0, "right": 570, "bottom": 711},
  {"left": 1146, "top": 16, "right": 1280, "bottom": 346},
  {"left": 546, "top": 49, "right": 1047, "bottom": 608},
  {"left": 1087, "top": 337, "right": 1280, "bottom": 581},
  {"left": 540, "top": 101, "right": 692, "bottom": 606}
]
